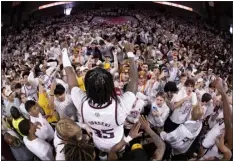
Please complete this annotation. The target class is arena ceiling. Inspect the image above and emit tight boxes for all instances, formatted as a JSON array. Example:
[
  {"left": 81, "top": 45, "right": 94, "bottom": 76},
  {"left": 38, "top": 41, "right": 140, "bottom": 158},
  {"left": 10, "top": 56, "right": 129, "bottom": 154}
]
[{"left": 1, "top": 1, "right": 232, "bottom": 25}]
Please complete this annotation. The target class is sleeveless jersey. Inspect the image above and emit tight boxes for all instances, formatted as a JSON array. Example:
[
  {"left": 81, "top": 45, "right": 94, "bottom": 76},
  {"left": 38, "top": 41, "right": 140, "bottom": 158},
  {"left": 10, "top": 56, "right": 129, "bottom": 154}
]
[{"left": 81, "top": 99, "right": 124, "bottom": 152}]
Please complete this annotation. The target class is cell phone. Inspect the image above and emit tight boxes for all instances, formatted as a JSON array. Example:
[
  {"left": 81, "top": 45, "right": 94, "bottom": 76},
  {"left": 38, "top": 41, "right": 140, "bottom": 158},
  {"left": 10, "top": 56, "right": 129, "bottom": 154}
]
[{"left": 152, "top": 106, "right": 158, "bottom": 111}]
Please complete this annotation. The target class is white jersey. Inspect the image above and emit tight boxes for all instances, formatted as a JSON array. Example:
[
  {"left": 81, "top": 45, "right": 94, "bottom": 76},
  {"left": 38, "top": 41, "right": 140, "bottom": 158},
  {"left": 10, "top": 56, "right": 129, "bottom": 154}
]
[
  {"left": 71, "top": 87, "right": 136, "bottom": 152},
  {"left": 81, "top": 100, "right": 124, "bottom": 152}
]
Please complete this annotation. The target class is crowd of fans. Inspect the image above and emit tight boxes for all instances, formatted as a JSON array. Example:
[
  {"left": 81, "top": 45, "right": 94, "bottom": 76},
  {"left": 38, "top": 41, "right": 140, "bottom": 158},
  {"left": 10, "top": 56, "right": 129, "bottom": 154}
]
[{"left": 1, "top": 6, "right": 233, "bottom": 161}]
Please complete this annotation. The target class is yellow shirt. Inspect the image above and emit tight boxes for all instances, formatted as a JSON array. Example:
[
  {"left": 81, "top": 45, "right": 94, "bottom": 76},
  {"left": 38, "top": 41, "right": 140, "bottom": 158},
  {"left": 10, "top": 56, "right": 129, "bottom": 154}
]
[
  {"left": 77, "top": 77, "right": 86, "bottom": 91},
  {"left": 38, "top": 93, "right": 58, "bottom": 123},
  {"left": 12, "top": 117, "right": 24, "bottom": 136}
]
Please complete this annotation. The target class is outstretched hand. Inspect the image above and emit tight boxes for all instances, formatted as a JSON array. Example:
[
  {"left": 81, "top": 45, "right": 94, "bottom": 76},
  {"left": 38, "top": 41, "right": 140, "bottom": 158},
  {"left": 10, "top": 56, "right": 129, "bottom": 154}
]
[
  {"left": 139, "top": 115, "right": 150, "bottom": 131},
  {"left": 213, "top": 77, "right": 225, "bottom": 94},
  {"left": 129, "top": 122, "right": 143, "bottom": 139}
]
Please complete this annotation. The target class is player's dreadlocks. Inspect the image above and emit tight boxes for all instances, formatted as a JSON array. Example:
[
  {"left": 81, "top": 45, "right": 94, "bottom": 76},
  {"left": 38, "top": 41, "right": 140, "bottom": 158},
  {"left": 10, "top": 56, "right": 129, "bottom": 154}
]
[
  {"left": 64, "top": 138, "right": 95, "bottom": 161},
  {"left": 56, "top": 118, "right": 95, "bottom": 161},
  {"left": 84, "top": 67, "right": 118, "bottom": 106}
]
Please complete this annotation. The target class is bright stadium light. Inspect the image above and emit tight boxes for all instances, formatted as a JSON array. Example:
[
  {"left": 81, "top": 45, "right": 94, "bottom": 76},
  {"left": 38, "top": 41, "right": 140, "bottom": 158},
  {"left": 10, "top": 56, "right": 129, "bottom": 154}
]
[
  {"left": 64, "top": 8, "right": 72, "bottom": 16},
  {"left": 230, "top": 25, "right": 233, "bottom": 34}
]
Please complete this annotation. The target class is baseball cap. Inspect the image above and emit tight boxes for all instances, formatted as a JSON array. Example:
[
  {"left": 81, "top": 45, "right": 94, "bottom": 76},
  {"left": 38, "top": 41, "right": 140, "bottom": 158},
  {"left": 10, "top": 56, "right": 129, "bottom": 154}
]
[
  {"left": 123, "top": 147, "right": 148, "bottom": 161},
  {"left": 164, "top": 81, "right": 178, "bottom": 93},
  {"left": 104, "top": 63, "right": 111, "bottom": 70}
]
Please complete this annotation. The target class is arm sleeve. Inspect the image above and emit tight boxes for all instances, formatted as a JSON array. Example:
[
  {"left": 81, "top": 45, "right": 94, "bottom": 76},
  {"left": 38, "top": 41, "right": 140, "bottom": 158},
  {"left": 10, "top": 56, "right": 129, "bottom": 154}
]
[
  {"left": 71, "top": 87, "right": 86, "bottom": 123},
  {"left": 117, "top": 92, "right": 136, "bottom": 125}
]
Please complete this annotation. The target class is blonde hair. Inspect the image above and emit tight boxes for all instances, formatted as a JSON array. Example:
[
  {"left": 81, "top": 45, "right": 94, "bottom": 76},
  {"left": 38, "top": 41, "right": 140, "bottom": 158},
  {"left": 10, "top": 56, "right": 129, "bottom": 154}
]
[
  {"left": 191, "top": 104, "right": 203, "bottom": 121},
  {"left": 56, "top": 118, "right": 82, "bottom": 140}
]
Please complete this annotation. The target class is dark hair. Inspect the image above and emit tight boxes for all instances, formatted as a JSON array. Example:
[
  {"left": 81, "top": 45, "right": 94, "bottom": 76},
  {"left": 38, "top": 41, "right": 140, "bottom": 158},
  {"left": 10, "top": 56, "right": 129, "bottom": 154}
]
[
  {"left": 184, "top": 79, "right": 195, "bottom": 87},
  {"left": 209, "top": 82, "right": 215, "bottom": 89},
  {"left": 25, "top": 100, "right": 36, "bottom": 112},
  {"left": 1, "top": 87, "right": 6, "bottom": 93},
  {"left": 15, "top": 83, "right": 22, "bottom": 89},
  {"left": 99, "top": 40, "right": 105, "bottom": 46},
  {"left": 180, "top": 73, "right": 187, "bottom": 78},
  {"left": 64, "top": 139, "right": 95, "bottom": 161},
  {"left": 142, "top": 63, "right": 148, "bottom": 66},
  {"left": 10, "top": 106, "right": 21, "bottom": 119},
  {"left": 201, "top": 93, "right": 212, "bottom": 103},
  {"left": 22, "top": 71, "right": 30, "bottom": 78},
  {"left": 18, "top": 119, "right": 30, "bottom": 136},
  {"left": 54, "top": 84, "right": 65, "bottom": 96},
  {"left": 156, "top": 92, "right": 166, "bottom": 99},
  {"left": 164, "top": 81, "right": 178, "bottom": 93},
  {"left": 84, "top": 67, "right": 117, "bottom": 106}
]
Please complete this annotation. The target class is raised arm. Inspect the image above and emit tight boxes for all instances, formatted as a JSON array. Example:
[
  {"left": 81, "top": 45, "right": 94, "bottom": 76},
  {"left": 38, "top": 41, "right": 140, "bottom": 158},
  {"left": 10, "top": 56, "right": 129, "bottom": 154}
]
[
  {"left": 139, "top": 116, "right": 165, "bottom": 160},
  {"left": 124, "top": 43, "right": 138, "bottom": 95},
  {"left": 62, "top": 48, "right": 78, "bottom": 90},
  {"left": 215, "top": 78, "right": 233, "bottom": 149},
  {"left": 108, "top": 123, "right": 142, "bottom": 161},
  {"left": 215, "top": 134, "right": 232, "bottom": 161},
  {"left": 48, "top": 79, "right": 57, "bottom": 111},
  {"left": 110, "top": 49, "right": 119, "bottom": 75}
]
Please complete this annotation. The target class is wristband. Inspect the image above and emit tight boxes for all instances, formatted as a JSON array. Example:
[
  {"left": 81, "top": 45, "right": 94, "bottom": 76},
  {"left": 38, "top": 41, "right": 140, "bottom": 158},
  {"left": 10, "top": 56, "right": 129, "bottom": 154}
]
[
  {"left": 62, "top": 48, "right": 72, "bottom": 67},
  {"left": 127, "top": 52, "right": 135, "bottom": 58},
  {"left": 124, "top": 136, "right": 133, "bottom": 143}
]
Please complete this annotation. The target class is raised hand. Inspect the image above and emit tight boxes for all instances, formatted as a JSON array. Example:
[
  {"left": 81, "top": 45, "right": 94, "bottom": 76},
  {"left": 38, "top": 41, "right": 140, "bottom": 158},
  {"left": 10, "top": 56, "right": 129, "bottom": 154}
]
[
  {"left": 139, "top": 115, "right": 150, "bottom": 131},
  {"left": 129, "top": 122, "right": 143, "bottom": 139}
]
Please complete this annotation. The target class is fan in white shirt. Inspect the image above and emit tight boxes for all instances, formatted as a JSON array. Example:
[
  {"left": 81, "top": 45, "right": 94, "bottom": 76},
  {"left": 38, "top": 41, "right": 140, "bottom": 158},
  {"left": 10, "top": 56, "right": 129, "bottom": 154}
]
[
  {"left": 25, "top": 100, "right": 54, "bottom": 141},
  {"left": 160, "top": 103, "right": 203, "bottom": 156},
  {"left": 19, "top": 93, "right": 31, "bottom": 119},
  {"left": 168, "top": 79, "right": 198, "bottom": 130},
  {"left": 195, "top": 78, "right": 207, "bottom": 100},
  {"left": 177, "top": 74, "right": 187, "bottom": 90},
  {"left": 21, "top": 72, "right": 38, "bottom": 101},
  {"left": 49, "top": 82, "right": 77, "bottom": 120},
  {"left": 147, "top": 92, "right": 170, "bottom": 129},
  {"left": 200, "top": 93, "right": 214, "bottom": 120},
  {"left": 18, "top": 119, "right": 54, "bottom": 161}
]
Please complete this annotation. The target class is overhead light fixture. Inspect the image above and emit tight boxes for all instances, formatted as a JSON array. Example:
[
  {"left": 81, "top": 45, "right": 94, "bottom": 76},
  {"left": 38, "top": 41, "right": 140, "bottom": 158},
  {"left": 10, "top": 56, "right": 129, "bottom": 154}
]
[
  {"left": 64, "top": 8, "right": 72, "bottom": 16},
  {"left": 230, "top": 25, "right": 233, "bottom": 34}
]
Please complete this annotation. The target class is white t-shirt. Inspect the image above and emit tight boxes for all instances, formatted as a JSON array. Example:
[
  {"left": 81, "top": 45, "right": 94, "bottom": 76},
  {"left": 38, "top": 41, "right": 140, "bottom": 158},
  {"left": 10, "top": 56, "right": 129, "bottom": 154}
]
[
  {"left": 160, "top": 120, "right": 202, "bottom": 155},
  {"left": 54, "top": 94, "right": 77, "bottom": 119},
  {"left": 23, "top": 137, "right": 54, "bottom": 160},
  {"left": 53, "top": 131, "right": 65, "bottom": 160},
  {"left": 19, "top": 103, "right": 30, "bottom": 119},
  {"left": 30, "top": 113, "right": 54, "bottom": 141},
  {"left": 202, "top": 118, "right": 225, "bottom": 149},
  {"left": 148, "top": 102, "right": 170, "bottom": 127},
  {"left": 21, "top": 84, "right": 38, "bottom": 101},
  {"left": 71, "top": 87, "right": 136, "bottom": 152},
  {"left": 170, "top": 87, "right": 198, "bottom": 124}
]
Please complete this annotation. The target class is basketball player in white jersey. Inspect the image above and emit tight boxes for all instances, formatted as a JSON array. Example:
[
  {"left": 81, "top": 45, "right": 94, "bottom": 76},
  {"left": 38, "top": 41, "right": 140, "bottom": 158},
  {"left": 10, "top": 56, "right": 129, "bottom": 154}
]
[{"left": 61, "top": 42, "right": 138, "bottom": 153}]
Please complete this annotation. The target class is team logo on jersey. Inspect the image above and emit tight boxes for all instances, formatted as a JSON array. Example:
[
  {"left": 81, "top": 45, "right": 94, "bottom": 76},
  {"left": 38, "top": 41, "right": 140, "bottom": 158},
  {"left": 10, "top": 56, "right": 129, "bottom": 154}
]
[{"left": 95, "top": 113, "right": 100, "bottom": 117}]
